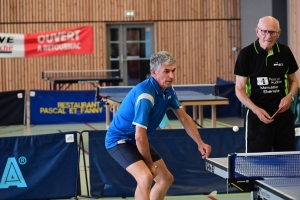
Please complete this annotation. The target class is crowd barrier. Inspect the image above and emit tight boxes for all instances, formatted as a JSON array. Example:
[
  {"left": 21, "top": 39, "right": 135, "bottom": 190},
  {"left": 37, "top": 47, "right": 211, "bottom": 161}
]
[
  {"left": 0, "top": 90, "right": 26, "bottom": 126},
  {"left": 1, "top": 128, "right": 300, "bottom": 199},
  {"left": 29, "top": 90, "right": 106, "bottom": 124},
  {"left": 0, "top": 131, "right": 80, "bottom": 200},
  {"left": 27, "top": 83, "right": 241, "bottom": 124},
  {"left": 87, "top": 127, "right": 300, "bottom": 198},
  {"left": 4, "top": 83, "right": 300, "bottom": 125},
  {"left": 0, "top": 82, "right": 241, "bottom": 125},
  {"left": 88, "top": 127, "right": 245, "bottom": 197}
]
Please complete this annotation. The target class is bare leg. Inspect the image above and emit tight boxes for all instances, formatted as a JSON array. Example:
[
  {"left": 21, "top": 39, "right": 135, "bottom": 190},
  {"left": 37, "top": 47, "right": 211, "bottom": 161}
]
[
  {"left": 150, "top": 159, "right": 174, "bottom": 200},
  {"left": 126, "top": 160, "right": 154, "bottom": 200}
]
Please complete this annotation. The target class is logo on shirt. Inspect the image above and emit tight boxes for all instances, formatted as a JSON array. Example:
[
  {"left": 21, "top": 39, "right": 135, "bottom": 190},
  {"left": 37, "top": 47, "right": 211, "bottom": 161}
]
[
  {"left": 168, "top": 96, "right": 171, "bottom": 99},
  {"left": 257, "top": 77, "right": 268, "bottom": 85},
  {"left": 273, "top": 62, "right": 283, "bottom": 66}
]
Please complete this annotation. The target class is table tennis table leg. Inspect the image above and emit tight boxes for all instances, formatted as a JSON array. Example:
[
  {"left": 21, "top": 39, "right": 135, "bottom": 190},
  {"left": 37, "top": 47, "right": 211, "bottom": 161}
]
[
  {"left": 192, "top": 106, "right": 197, "bottom": 122},
  {"left": 251, "top": 191, "right": 258, "bottom": 200},
  {"left": 211, "top": 105, "right": 217, "bottom": 128},
  {"left": 105, "top": 103, "right": 119, "bottom": 130},
  {"left": 105, "top": 103, "right": 111, "bottom": 130},
  {"left": 113, "top": 105, "right": 118, "bottom": 115},
  {"left": 181, "top": 106, "right": 186, "bottom": 128},
  {"left": 198, "top": 105, "right": 204, "bottom": 128}
]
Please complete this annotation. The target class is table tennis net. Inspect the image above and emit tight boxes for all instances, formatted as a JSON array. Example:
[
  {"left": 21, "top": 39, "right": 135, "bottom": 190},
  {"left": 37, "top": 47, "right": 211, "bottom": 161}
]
[
  {"left": 97, "top": 86, "right": 132, "bottom": 94},
  {"left": 42, "top": 70, "right": 120, "bottom": 79},
  {"left": 96, "top": 86, "right": 208, "bottom": 96},
  {"left": 228, "top": 153, "right": 300, "bottom": 178},
  {"left": 261, "top": 178, "right": 300, "bottom": 187}
]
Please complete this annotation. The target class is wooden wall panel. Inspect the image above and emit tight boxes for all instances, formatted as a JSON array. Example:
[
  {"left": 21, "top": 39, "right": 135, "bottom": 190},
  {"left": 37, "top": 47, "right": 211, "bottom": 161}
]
[
  {"left": 153, "top": 0, "right": 239, "bottom": 20},
  {"left": 289, "top": 0, "right": 300, "bottom": 86},
  {"left": 0, "top": 0, "right": 241, "bottom": 92},
  {"left": 1, "top": 0, "right": 239, "bottom": 23},
  {"left": 155, "top": 20, "right": 240, "bottom": 84}
]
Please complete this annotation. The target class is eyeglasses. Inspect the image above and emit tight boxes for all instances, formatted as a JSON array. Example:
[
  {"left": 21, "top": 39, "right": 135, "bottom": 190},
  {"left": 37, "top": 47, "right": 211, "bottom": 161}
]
[{"left": 257, "top": 27, "right": 279, "bottom": 36}]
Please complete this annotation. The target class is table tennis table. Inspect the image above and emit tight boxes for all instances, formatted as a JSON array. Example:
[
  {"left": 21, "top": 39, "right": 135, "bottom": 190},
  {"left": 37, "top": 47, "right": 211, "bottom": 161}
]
[
  {"left": 42, "top": 70, "right": 123, "bottom": 90},
  {"left": 96, "top": 86, "right": 229, "bottom": 129},
  {"left": 206, "top": 152, "right": 300, "bottom": 200}
]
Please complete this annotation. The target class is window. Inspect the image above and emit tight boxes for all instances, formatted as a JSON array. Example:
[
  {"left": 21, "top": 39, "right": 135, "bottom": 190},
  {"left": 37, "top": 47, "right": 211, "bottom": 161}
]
[{"left": 107, "top": 24, "right": 154, "bottom": 85}]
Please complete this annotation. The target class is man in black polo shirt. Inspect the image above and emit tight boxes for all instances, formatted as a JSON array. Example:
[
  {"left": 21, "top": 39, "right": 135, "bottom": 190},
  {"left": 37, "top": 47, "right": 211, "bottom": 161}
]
[{"left": 234, "top": 16, "right": 299, "bottom": 153}]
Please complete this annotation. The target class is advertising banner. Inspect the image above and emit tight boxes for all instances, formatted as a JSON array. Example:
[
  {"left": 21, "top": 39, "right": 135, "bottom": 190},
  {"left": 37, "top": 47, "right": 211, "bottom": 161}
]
[
  {"left": 30, "top": 90, "right": 107, "bottom": 124},
  {"left": 88, "top": 128, "right": 246, "bottom": 197},
  {"left": 0, "top": 26, "right": 93, "bottom": 58},
  {"left": 25, "top": 26, "right": 93, "bottom": 57},
  {"left": 0, "top": 33, "right": 24, "bottom": 57},
  {"left": 0, "top": 132, "right": 79, "bottom": 199}
]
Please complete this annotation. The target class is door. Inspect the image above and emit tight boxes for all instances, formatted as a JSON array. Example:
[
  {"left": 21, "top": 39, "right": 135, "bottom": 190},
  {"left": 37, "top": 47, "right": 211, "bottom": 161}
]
[{"left": 108, "top": 24, "right": 154, "bottom": 86}]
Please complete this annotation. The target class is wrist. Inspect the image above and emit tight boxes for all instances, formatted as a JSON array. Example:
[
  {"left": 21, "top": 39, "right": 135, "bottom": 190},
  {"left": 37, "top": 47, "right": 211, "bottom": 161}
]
[{"left": 289, "top": 93, "right": 294, "bottom": 101}]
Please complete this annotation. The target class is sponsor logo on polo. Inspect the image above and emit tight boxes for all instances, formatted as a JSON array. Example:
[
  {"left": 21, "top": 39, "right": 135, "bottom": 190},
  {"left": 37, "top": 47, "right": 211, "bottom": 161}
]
[{"left": 257, "top": 77, "right": 268, "bottom": 85}]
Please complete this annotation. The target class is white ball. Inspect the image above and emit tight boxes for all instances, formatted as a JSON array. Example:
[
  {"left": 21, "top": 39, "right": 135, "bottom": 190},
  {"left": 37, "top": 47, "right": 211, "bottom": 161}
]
[{"left": 232, "top": 126, "right": 239, "bottom": 132}]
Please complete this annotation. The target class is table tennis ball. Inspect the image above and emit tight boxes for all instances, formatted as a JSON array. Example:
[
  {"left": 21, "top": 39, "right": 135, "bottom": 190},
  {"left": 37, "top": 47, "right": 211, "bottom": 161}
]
[{"left": 232, "top": 126, "right": 239, "bottom": 132}]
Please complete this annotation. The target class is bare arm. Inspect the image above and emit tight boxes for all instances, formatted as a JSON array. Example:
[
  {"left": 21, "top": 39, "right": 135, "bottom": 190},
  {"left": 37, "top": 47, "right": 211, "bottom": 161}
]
[
  {"left": 278, "top": 73, "right": 299, "bottom": 111},
  {"left": 288, "top": 73, "right": 299, "bottom": 97},
  {"left": 135, "top": 126, "right": 158, "bottom": 176},
  {"left": 235, "top": 75, "right": 273, "bottom": 123},
  {"left": 172, "top": 108, "right": 211, "bottom": 158}
]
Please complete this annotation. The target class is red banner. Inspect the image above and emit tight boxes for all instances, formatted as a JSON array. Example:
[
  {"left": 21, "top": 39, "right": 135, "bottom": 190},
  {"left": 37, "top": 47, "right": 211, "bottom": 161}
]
[{"left": 24, "top": 26, "right": 93, "bottom": 57}]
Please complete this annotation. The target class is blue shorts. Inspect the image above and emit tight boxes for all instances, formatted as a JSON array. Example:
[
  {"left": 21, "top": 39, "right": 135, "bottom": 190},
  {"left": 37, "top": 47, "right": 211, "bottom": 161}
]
[{"left": 107, "top": 143, "right": 161, "bottom": 169}]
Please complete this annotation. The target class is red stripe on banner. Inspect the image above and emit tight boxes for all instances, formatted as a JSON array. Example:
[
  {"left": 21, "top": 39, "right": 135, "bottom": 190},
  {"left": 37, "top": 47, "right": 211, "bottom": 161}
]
[{"left": 24, "top": 26, "right": 93, "bottom": 57}]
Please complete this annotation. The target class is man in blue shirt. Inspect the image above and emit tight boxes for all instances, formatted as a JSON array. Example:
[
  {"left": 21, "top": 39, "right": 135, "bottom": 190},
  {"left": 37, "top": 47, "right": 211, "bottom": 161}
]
[{"left": 106, "top": 51, "right": 211, "bottom": 200}]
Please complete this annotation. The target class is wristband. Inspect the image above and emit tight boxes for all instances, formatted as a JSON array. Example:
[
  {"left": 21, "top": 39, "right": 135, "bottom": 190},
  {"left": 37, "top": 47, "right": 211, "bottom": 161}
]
[{"left": 289, "top": 93, "right": 294, "bottom": 101}]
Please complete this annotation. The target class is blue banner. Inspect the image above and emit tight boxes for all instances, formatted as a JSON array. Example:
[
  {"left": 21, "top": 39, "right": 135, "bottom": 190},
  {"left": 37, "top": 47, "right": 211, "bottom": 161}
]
[
  {"left": 0, "top": 132, "right": 79, "bottom": 200},
  {"left": 89, "top": 128, "right": 246, "bottom": 197},
  {"left": 89, "top": 128, "right": 300, "bottom": 198},
  {"left": 30, "top": 90, "right": 107, "bottom": 124}
]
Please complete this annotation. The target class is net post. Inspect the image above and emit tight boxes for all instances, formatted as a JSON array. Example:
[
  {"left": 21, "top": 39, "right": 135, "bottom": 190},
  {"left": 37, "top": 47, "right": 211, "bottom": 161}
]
[
  {"left": 227, "top": 153, "right": 262, "bottom": 192},
  {"left": 227, "top": 153, "right": 235, "bottom": 179},
  {"left": 76, "top": 131, "right": 97, "bottom": 199}
]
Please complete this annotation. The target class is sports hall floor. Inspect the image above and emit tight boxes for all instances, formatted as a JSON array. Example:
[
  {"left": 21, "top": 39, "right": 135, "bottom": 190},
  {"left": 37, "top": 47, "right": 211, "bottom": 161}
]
[{"left": 0, "top": 117, "right": 250, "bottom": 200}]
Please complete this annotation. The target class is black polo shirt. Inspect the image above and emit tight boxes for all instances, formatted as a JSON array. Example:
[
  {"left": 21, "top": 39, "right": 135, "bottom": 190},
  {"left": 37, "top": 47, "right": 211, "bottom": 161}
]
[{"left": 234, "top": 39, "right": 298, "bottom": 107}]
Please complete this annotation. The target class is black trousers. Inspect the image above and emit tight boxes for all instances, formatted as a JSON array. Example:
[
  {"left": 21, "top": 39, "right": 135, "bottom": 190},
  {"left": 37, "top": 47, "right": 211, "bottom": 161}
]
[{"left": 245, "top": 107, "right": 296, "bottom": 153}]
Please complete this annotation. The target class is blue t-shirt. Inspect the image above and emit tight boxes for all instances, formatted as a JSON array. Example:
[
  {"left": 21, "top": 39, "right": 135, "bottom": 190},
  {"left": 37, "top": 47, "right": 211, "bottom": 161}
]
[{"left": 105, "top": 76, "right": 181, "bottom": 149}]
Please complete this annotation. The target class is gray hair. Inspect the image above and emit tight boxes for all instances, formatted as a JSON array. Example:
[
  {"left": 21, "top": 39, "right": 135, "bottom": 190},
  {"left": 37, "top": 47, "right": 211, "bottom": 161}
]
[{"left": 149, "top": 51, "right": 176, "bottom": 71}]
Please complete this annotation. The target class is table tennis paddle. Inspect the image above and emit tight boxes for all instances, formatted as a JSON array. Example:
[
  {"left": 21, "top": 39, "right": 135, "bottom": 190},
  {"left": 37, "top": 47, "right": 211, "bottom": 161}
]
[{"left": 270, "top": 106, "right": 283, "bottom": 120}]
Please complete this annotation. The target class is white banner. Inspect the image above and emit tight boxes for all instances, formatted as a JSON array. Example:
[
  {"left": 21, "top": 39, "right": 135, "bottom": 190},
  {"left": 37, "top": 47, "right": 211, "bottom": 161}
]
[{"left": 0, "top": 33, "right": 24, "bottom": 58}]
